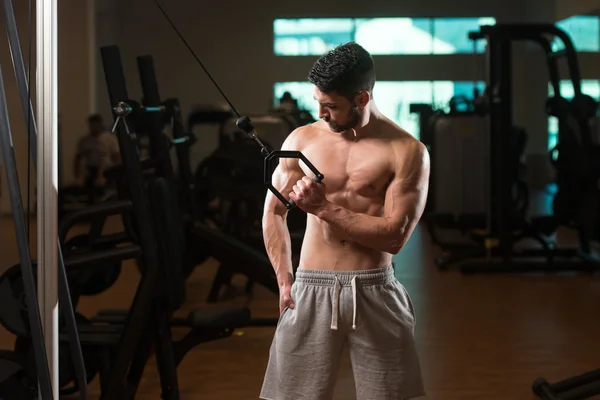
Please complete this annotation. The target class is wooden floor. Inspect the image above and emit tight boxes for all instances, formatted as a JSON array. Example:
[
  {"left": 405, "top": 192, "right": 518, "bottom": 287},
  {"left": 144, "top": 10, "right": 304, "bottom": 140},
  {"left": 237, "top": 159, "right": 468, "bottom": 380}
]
[{"left": 1, "top": 215, "right": 599, "bottom": 399}]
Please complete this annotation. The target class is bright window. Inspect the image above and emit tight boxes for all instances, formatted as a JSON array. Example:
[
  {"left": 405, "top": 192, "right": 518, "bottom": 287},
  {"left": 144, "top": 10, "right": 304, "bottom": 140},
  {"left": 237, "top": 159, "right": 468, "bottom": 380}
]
[
  {"left": 432, "top": 18, "right": 496, "bottom": 54},
  {"left": 552, "top": 15, "right": 600, "bottom": 52},
  {"left": 274, "top": 80, "right": 486, "bottom": 139},
  {"left": 547, "top": 79, "right": 600, "bottom": 150},
  {"left": 273, "top": 17, "right": 496, "bottom": 56}
]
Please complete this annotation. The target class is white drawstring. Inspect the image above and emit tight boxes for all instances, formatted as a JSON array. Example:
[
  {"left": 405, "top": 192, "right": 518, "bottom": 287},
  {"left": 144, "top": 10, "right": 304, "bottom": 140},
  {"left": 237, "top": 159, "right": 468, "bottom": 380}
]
[
  {"left": 330, "top": 276, "right": 341, "bottom": 330},
  {"left": 330, "top": 275, "right": 358, "bottom": 331},
  {"left": 351, "top": 276, "right": 357, "bottom": 330}
]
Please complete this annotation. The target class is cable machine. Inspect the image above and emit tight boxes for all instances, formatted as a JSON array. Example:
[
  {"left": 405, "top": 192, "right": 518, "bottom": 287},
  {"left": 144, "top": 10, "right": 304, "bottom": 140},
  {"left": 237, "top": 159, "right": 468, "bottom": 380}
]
[{"left": 436, "top": 23, "right": 600, "bottom": 274}]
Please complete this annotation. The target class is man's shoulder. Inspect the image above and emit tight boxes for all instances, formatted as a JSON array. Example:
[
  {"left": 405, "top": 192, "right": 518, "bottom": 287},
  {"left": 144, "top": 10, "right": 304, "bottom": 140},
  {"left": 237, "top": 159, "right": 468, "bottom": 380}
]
[
  {"left": 383, "top": 121, "right": 426, "bottom": 155},
  {"left": 282, "top": 122, "right": 324, "bottom": 150},
  {"left": 382, "top": 122, "right": 428, "bottom": 172}
]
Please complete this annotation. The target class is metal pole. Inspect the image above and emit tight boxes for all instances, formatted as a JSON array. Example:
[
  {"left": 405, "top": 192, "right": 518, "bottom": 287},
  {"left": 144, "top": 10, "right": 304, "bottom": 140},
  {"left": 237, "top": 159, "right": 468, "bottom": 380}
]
[
  {"left": 0, "top": 66, "right": 53, "bottom": 399},
  {"left": 37, "top": 0, "right": 59, "bottom": 397},
  {"left": 2, "top": 0, "right": 36, "bottom": 148},
  {"left": 3, "top": 1, "right": 88, "bottom": 396}
]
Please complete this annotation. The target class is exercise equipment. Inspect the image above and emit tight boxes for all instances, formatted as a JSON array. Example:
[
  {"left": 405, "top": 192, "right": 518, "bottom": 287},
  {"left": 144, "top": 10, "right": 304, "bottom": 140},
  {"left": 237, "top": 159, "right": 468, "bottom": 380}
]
[
  {"left": 14, "top": 313, "right": 100, "bottom": 397},
  {"left": 84, "top": 44, "right": 263, "bottom": 399},
  {"left": 0, "top": 350, "right": 38, "bottom": 399},
  {"left": 423, "top": 111, "right": 531, "bottom": 257},
  {"left": 120, "top": 54, "right": 302, "bottom": 299},
  {"left": 142, "top": 0, "right": 318, "bottom": 299},
  {"left": 0, "top": 264, "right": 38, "bottom": 337},
  {"left": 151, "top": 0, "right": 324, "bottom": 210},
  {"left": 136, "top": 52, "right": 269, "bottom": 301},
  {"left": 533, "top": 370, "right": 600, "bottom": 400},
  {"left": 192, "top": 111, "right": 301, "bottom": 228},
  {"left": 548, "top": 92, "right": 600, "bottom": 239},
  {"left": 0, "top": 209, "right": 140, "bottom": 397},
  {"left": 221, "top": 112, "right": 298, "bottom": 150},
  {"left": 194, "top": 137, "right": 265, "bottom": 227},
  {"left": 427, "top": 23, "right": 600, "bottom": 274},
  {"left": 186, "top": 106, "right": 289, "bottom": 221},
  {"left": 62, "top": 234, "right": 123, "bottom": 296},
  {"left": 0, "top": 0, "right": 88, "bottom": 397},
  {"left": 188, "top": 108, "right": 298, "bottom": 155},
  {"left": 0, "top": 40, "right": 187, "bottom": 400},
  {"left": 144, "top": 51, "right": 284, "bottom": 300},
  {"left": 191, "top": 112, "right": 307, "bottom": 267},
  {"left": 434, "top": 22, "right": 600, "bottom": 400},
  {"left": 94, "top": 44, "right": 191, "bottom": 399},
  {"left": 0, "top": 206, "right": 134, "bottom": 338}
]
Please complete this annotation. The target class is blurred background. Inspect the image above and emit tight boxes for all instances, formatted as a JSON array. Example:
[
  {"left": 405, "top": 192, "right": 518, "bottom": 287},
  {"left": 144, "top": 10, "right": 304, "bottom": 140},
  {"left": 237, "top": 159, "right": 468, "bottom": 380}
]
[{"left": 0, "top": 0, "right": 599, "bottom": 399}]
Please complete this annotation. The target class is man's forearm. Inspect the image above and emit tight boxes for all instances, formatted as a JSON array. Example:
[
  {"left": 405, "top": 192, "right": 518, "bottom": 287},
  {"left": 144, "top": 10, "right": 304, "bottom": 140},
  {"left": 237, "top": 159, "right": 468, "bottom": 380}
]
[
  {"left": 263, "top": 213, "right": 294, "bottom": 286},
  {"left": 317, "top": 201, "right": 406, "bottom": 253}
]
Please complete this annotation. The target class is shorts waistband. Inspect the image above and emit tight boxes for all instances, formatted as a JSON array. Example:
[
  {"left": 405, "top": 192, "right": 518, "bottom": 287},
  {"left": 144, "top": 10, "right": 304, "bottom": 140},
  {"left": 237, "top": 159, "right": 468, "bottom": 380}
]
[{"left": 295, "top": 265, "right": 395, "bottom": 286}]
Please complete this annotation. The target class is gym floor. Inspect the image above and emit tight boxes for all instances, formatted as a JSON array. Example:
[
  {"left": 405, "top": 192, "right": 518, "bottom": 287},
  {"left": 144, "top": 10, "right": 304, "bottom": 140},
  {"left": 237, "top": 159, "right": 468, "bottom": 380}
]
[{"left": 0, "top": 215, "right": 599, "bottom": 399}]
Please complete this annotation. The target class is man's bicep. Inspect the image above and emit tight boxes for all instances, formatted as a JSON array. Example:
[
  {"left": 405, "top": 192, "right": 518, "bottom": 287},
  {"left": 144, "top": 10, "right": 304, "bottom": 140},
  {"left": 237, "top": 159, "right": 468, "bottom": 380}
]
[
  {"left": 264, "top": 158, "right": 304, "bottom": 216},
  {"left": 386, "top": 144, "right": 430, "bottom": 232},
  {"left": 263, "top": 128, "right": 307, "bottom": 215}
]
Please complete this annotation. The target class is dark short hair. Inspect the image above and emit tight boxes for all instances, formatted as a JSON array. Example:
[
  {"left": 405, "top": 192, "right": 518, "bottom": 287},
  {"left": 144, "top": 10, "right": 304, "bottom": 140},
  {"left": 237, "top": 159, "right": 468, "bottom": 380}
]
[
  {"left": 87, "top": 114, "right": 103, "bottom": 124},
  {"left": 308, "top": 42, "right": 375, "bottom": 101}
]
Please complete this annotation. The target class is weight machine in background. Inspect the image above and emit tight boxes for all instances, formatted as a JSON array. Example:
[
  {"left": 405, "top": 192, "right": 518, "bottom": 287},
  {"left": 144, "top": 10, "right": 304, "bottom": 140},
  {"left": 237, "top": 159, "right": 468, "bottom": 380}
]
[
  {"left": 423, "top": 23, "right": 600, "bottom": 275},
  {"left": 420, "top": 22, "right": 600, "bottom": 400}
]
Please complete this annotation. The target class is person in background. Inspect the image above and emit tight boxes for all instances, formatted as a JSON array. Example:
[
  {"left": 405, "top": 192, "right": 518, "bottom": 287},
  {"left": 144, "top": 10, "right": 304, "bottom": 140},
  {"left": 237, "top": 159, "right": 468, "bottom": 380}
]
[
  {"left": 275, "top": 92, "right": 316, "bottom": 126},
  {"left": 73, "top": 114, "right": 120, "bottom": 201},
  {"left": 279, "top": 91, "right": 299, "bottom": 112}
]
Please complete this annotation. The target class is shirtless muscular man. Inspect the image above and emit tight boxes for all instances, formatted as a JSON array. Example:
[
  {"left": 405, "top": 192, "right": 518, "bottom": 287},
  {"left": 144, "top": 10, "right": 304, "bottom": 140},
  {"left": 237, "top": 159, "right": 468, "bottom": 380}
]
[{"left": 260, "top": 42, "right": 430, "bottom": 400}]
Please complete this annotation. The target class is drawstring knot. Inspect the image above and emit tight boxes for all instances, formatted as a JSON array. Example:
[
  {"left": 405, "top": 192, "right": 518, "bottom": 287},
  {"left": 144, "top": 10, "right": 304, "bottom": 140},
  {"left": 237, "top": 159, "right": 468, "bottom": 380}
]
[{"left": 330, "top": 275, "right": 358, "bottom": 331}]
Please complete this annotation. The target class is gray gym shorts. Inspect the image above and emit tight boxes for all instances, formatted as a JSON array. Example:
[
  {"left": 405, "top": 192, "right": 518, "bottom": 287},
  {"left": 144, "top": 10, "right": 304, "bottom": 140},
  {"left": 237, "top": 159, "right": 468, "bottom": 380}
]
[{"left": 260, "top": 265, "right": 426, "bottom": 400}]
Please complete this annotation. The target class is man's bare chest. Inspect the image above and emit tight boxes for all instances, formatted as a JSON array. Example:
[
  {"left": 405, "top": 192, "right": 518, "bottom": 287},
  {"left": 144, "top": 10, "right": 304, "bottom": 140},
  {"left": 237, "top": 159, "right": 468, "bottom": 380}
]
[{"left": 299, "top": 141, "right": 393, "bottom": 199}]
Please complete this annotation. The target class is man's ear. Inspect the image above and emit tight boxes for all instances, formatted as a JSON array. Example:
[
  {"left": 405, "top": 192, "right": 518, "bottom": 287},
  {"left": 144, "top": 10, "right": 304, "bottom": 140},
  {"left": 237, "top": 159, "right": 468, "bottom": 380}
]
[{"left": 355, "top": 91, "right": 370, "bottom": 108}]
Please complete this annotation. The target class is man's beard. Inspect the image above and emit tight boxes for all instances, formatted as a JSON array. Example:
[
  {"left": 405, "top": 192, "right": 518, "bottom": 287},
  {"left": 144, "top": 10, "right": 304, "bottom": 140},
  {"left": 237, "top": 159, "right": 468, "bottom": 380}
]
[{"left": 324, "top": 107, "right": 362, "bottom": 133}]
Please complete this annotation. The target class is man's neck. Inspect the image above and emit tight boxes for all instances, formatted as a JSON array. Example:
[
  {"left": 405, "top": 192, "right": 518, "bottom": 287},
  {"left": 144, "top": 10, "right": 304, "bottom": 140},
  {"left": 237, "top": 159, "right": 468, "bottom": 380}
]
[{"left": 347, "top": 102, "right": 382, "bottom": 140}]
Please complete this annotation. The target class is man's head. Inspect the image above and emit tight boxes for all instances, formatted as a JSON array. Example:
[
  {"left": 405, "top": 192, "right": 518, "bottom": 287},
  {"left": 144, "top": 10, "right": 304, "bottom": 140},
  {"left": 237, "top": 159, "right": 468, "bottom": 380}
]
[
  {"left": 87, "top": 114, "right": 104, "bottom": 136},
  {"left": 308, "top": 42, "right": 375, "bottom": 132}
]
